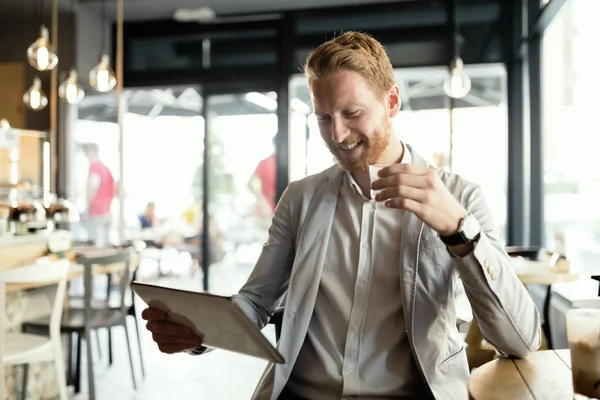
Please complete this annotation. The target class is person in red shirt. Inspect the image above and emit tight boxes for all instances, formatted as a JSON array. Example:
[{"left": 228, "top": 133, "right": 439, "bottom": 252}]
[
  {"left": 82, "top": 143, "right": 115, "bottom": 245},
  {"left": 248, "top": 151, "right": 276, "bottom": 220}
]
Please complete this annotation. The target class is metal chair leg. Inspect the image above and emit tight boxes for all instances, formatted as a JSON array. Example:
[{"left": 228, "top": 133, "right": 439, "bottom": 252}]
[
  {"left": 132, "top": 314, "right": 146, "bottom": 377},
  {"left": 21, "top": 364, "right": 29, "bottom": 400},
  {"left": 84, "top": 328, "right": 96, "bottom": 400},
  {"left": 108, "top": 328, "right": 113, "bottom": 366},
  {"left": 94, "top": 329, "right": 102, "bottom": 361},
  {"left": 123, "top": 323, "right": 137, "bottom": 390},
  {"left": 74, "top": 335, "right": 82, "bottom": 394}
]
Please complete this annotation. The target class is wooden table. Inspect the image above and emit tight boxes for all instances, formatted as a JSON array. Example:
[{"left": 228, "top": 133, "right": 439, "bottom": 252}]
[
  {"left": 469, "top": 350, "right": 575, "bottom": 400},
  {"left": 5, "top": 247, "right": 130, "bottom": 294},
  {"left": 465, "top": 263, "right": 580, "bottom": 368}
]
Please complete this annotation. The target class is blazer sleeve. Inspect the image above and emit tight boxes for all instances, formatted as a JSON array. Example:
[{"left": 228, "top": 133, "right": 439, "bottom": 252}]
[
  {"left": 451, "top": 186, "right": 542, "bottom": 358},
  {"left": 231, "top": 183, "right": 297, "bottom": 331}
]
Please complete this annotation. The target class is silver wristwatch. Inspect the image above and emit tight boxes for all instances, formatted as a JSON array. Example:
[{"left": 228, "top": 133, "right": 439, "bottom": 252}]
[{"left": 439, "top": 213, "right": 481, "bottom": 246}]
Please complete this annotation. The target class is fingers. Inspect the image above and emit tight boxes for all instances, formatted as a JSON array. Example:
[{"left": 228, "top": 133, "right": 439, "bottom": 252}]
[
  {"left": 142, "top": 308, "right": 206, "bottom": 354},
  {"left": 145, "top": 320, "right": 195, "bottom": 336},
  {"left": 378, "top": 163, "right": 430, "bottom": 178},
  {"left": 141, "top": 307, "right": 168, "bottom": 321},
  {"left": 371, "top": 173, "right": 429, "bottom": 191},
  {"left": 375, "top": 186, "right": 425, "bottom": 203},
  {"left": 151, "top": 332, "right": 202, "bottom": 345},
  {"left": 157, "top": 343, "right": 199, "bottom": 354},
  {"left": 383, "top": 198, "right": 423, "bottom": 214},
  {"left": 152, "top": 333, "right": 204, "bottom": 353}
]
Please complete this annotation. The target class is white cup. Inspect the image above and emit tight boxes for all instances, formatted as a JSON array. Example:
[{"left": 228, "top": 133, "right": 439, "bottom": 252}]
[
  {"left": 566, "top": 308, "right": 600, "bottom": 399},
  {"left": 369, "top": 164, "right": 388, "bottom": 200}
]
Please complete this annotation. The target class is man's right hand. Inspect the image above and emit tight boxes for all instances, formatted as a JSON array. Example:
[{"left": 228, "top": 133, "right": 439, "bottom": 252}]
[{"left": 141, "top": 307, "right": 204, "bottom": 354}]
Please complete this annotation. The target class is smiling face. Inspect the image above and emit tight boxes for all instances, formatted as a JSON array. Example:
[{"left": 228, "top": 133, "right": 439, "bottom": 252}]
[{"left": 311, "top": 71, "right": 400, "bottom": 172}]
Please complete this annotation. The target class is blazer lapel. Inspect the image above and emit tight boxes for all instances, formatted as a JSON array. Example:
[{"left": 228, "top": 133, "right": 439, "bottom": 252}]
[{"left": 274, "top": 167, "right": 344, "bottom": 394}]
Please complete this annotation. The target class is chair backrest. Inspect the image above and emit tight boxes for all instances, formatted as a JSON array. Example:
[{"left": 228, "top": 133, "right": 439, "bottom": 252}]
[
  {"left": 0, "top": 259, "right": 70, "bottom": 284},
  {"left": 0, "top": 259, "right": 70, "bottom": 341},
  {"left": 505, "top": 246, "right": 543, "bottom": 261},
  {"left": 78, "top": 248, "right": 132, "bottom": 316}
]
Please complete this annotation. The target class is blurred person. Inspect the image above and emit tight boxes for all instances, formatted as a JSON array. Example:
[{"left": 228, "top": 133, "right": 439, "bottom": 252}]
[
  {"left": 248, "top": 139, "right": 276, "bottom": 219},
  {"left": 143, "top": 32, "right": 540, "bottom": 400},
  {"left": 82, "top": 143, "right": 115, "bottom": 246},
  {"left": 139, "top": 202, "right": 157, "bottom": 229}
]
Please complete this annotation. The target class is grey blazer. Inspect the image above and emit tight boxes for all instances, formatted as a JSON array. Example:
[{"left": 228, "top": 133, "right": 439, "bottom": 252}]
[{"left": 232, "top": 145, "right": 541, "bottom": 400}]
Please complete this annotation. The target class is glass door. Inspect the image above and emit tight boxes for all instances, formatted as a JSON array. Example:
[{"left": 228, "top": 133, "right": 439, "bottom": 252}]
[
  {"left": 71, "top": 86, "right": 205, "bottom": 267},
  {"left": 203, "top": 91, "right": 278, "bottom": 295}
]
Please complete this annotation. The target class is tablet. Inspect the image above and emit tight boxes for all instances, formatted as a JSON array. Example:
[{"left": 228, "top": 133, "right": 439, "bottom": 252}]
[{"left": 131, "top": 281, "right": 285, "bottom": 364}]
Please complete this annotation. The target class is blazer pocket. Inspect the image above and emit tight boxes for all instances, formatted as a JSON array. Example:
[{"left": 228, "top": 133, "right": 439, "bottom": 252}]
[
  {"left": 438, "top": 345, "right": 465, "bottom": 370},
  {"left": 419, "top": 235, "right": 446, "bottom": 251}
]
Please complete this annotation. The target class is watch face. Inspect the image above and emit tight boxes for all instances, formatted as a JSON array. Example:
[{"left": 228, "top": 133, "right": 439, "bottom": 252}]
[{"left": 462, "top": 214, "right": 481, "bottom": 240}]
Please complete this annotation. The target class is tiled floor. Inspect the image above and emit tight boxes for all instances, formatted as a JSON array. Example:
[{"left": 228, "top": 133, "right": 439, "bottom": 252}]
[{"left": 71, "top": 255, "right": 274, "bottom": 400}]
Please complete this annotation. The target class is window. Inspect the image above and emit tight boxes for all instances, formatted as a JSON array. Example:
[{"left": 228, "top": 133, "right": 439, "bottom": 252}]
[
  {"left": 289, "top": 65, "right": 508, "bottom": 242},
  {"left": 541, "top": 0, "right": 600, "bottom": 268}
]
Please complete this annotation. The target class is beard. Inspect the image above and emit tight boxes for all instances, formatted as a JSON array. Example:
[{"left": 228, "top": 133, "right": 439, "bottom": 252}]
[{"left": 325, "top": 117, "right": 393, "bottom": 172}]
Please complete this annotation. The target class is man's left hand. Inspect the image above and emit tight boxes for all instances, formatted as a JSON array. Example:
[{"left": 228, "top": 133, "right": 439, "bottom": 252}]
[{"left": 371, "top": 164, "right": 468, "bottom": 236}]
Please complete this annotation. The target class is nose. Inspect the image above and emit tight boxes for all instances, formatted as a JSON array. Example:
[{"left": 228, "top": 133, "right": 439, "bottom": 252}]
[{"left": 331, "top": 117, "right": 351, "bottom": 144}]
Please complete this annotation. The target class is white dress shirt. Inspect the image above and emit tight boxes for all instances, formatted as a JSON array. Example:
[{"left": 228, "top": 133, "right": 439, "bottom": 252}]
[{"left": 287, "top": 143, "right": 424, "bottom": 399}]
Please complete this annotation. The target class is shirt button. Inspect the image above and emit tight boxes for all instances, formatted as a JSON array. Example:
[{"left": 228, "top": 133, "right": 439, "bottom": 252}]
[
  {"left": 491, "top": 272, "right": 498, "bottom": 281},
  {"left": 352, "top": 325, "right": 358, "bottom": 331},
  {"left": 484, "top": 259, "right": 491, "bottom": 268},
  {"left": 345, "top": 369, "right": 353, "bottom": 375},
  {"left": 362, "top": 243, "right": 369, "bottom": 249},
  {"left": 358, "top": 284, "right": 365, "bottom": 291}
]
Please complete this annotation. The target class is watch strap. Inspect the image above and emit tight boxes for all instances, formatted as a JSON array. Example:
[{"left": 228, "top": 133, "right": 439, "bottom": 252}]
[{"left": 440, "top": 231, "right": 480, "bottom": 246}]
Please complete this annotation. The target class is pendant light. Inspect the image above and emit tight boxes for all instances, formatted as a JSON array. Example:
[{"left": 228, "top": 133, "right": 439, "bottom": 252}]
[
  {"left": 0, "top": 119, "right": 10, "bottom": 131},
  {"left": 90, "top": 0, "right": 116, "bottom": 92},
  {"left": 90, "top": 54, "right": 117, "bottom": 92},
  {"left": 59, "top": 69, "right": 85, "bottom": 104},
  {"left": 443, "top": 57, "right": 471, "bottom": 99},
  {"left": 27, "top": 0, "right": 58, "bottom": 71},
  {"left": 443, "top": 0, "right": 471, "bottom": 99},
  {"left": 23, "top": 77, "right": 49, "bottom": 111}
]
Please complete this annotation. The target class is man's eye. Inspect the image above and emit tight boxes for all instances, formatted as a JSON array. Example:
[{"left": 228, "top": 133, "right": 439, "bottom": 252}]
[
  {"left": 346, "top": 110, "right": 361, "bottom": 117},
  {"left": 317, "top": 116, "right": 331, "bottom": 123}
]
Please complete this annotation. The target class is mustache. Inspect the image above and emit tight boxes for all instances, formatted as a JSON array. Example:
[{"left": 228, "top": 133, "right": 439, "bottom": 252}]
[{"left": 338, "top": 136, "right": 366, "bottom": 147}]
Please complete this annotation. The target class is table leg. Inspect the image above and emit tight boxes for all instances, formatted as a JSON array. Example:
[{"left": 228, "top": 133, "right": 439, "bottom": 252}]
[{"left": 542, "top": 285, "right": 553, "bottom": 349}]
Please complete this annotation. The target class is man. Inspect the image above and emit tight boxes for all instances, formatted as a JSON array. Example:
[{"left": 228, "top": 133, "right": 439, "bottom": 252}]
[
  {"left": 142, "top": 32, "right": 541, "bottom": 400},
  {"left": 83, "top": 143, "right": 115, "bottom": 246},
  {"left": 248, "top": 140, "right": 277, "bottom": 220}
]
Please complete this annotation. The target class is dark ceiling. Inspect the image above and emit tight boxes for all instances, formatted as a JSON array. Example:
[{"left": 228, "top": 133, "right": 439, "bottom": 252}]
[{"left": 0, "top": 0, "right": 419, "bottom": 21}]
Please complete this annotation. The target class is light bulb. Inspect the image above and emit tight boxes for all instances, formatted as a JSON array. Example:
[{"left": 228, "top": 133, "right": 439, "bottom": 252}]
[
  {"left": 443, "top": 57, "right": 471, "bottom": 99},
  {"left": 23, "top": 77, "right": 48, "bottom": 111},
  {"left": 27, "top": 25, "right": 59, "bottom": 71},
  {"left": 59, "top": 69, "right": 85, "bottom": 104},
  {"left": 89, "top": 54, "right": 116, "bottom": 92}
]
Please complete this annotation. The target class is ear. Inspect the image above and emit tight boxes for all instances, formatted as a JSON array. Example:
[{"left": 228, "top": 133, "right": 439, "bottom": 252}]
[{"left": 387, "top": 84, "right": 401, "bottom": 118}]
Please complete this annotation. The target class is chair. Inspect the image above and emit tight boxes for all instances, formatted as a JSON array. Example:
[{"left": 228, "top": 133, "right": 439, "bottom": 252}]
[
  {"left": 105, "top": 241, "right": 146, "bottom": 378},
  {"left": 23, "top": 250, "right": 137, "bottom": 400},
  {"left": 505, "top": 246, "right": 543, "bottom": 260},
  {"left": 268, "top": 308, "right": 284, "bottom": 341},
  {"left": 1, "top": 259, "right": 70, "bottom": 400}
]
